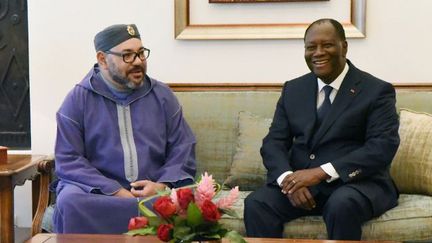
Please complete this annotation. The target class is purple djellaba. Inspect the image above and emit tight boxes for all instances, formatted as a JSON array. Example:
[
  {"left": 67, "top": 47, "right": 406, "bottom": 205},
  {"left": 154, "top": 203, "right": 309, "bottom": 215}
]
[{"left": 52, "top": 24, "right": 196, "bottom": 233}]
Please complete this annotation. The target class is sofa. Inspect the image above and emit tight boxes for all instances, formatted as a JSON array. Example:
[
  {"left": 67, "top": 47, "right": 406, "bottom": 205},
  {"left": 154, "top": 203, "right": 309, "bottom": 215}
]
[{"left": 32, "top": 83, "right": 432, "bottom": 242}]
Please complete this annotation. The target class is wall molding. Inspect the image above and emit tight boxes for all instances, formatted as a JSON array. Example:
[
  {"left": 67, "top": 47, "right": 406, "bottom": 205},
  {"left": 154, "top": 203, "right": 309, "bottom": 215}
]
[{"left": 169, "top": 83, "right": 432, "bottom": 92}]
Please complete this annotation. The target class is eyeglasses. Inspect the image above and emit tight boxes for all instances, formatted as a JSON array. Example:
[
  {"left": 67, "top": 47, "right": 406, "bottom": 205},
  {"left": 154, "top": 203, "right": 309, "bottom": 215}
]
[{"left": 105, "top": 48, "right": 150, "bottom": 63}]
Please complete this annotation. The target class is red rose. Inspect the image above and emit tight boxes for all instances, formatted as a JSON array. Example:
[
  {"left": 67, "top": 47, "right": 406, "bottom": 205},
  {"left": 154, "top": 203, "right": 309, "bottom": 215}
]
[
  {"left": 127, "top": 216, "right": 149, "bottom": 230},
  {"left": 157, "top": 224, "right": 174, "bottom": 242},
  {"left": 177, "top": 188, "right": 194, "bottom": 210},
  {"left": 153, "top": 196, "right": 177, "bottom": 218},
  {"left": 200, "top": 200, "right": 221, "bottom": 222}
]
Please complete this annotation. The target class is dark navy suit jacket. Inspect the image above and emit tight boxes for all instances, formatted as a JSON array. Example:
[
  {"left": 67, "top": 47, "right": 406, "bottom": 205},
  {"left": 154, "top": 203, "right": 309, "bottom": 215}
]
[{"left": 261, "top": 61, "right": 400, "bottom": 216}]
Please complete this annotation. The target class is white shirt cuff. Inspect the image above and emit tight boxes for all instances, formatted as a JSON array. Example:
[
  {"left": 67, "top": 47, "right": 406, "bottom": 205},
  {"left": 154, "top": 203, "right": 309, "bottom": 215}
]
[
  {"left": 276, "top": 171, "right": 293, "bottom": 187},
  {"left": 320, "top": 163, "right": 340, "bottom": 182}
]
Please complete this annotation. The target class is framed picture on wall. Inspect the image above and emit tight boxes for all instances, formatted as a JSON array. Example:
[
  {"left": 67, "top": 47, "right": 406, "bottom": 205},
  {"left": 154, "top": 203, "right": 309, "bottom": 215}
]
[
  {"left": 209, "top": 0, "right": 328, "bottom": 3},
  {"left": 175, "top": 0, "right": 366, "bottom": 40}
]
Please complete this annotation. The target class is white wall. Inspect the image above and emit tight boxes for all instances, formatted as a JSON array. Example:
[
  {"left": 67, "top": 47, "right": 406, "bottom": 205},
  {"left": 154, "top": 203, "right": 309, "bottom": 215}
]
[{"left": 16, "top": 0, "right": 432, "bottom": 227}]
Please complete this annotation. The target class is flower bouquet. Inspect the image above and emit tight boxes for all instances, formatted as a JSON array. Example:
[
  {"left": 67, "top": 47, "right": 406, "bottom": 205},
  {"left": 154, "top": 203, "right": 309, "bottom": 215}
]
[{"left": 126, "top": 172, "right": 246, "bottom": 243}]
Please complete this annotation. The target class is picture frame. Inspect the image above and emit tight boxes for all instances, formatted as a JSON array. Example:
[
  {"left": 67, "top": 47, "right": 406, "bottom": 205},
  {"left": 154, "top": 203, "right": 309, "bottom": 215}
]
[
  {"left": 175, "top": 0, "right": 366, "bottom": 40},
  {"left": 209, "top": 0, "right": 328, "bottom": 3}
]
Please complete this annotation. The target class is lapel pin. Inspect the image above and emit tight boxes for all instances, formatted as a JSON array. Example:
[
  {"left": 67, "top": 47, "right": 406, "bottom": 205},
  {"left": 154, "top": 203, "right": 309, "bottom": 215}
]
[{"left": 350, "top": 89, "right": 356, "bottom": 94}]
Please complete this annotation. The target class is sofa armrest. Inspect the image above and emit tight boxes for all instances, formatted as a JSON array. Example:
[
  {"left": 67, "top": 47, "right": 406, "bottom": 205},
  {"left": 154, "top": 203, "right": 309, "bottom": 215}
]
[{"left": 31, "top": 155, "right": 55, "bottom": 235}]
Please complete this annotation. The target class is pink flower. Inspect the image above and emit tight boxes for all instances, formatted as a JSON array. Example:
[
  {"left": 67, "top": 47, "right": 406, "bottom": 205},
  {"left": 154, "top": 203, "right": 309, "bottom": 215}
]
[
  {"left": 170, "top": 189, "right": 179, "bottom": 209},
  {"left": 127, "top": 216, "right": 149, "bottom": 230},
  {"left": 194, "top": 172, "right": 216, "bottom": 207},
  {"left": 216, "top": 186, "right": 239, "bottom": 209},
  {"left": 126, "top": 172, "right": 245, "bottom": 243}
]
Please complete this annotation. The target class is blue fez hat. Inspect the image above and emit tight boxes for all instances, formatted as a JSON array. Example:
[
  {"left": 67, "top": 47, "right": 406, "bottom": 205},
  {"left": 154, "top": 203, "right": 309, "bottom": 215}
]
[{"left": 94, "top": 24, "right": 141, "bottom": 52}]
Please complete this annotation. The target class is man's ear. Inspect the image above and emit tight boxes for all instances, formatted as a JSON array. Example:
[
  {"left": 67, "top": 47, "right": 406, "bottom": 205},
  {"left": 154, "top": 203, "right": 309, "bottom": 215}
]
[
  {"left": 96, "top": 51, "right": 108, "bottom": 69},
  {"left": 342, "top": 40, "right": 348, "bottom": 57}
]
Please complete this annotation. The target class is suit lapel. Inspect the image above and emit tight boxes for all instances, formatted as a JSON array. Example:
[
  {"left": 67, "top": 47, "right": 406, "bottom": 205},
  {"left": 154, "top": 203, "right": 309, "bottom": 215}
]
[
  {"left": 311, "top": 65, "right": 362, "bottom": 150},
  {"left": 302, "top": 76, "right": 319, "bottom": 144}
]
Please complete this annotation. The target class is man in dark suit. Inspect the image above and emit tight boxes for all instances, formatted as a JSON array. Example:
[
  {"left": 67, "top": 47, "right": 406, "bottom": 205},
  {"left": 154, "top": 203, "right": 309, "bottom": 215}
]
[{"left": 244, "top": 18, "right": 400, "bottom": 240}]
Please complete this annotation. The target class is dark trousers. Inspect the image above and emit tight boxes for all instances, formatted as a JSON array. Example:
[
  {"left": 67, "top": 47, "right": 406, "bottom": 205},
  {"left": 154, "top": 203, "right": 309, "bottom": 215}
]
[{"left": 244, "top": 184, "right": 373, "bottom": 240}]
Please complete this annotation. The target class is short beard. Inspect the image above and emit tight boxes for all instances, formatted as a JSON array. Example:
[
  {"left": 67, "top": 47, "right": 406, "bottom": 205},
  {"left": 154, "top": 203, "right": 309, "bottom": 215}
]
[
  {"left": 107, "top": 61, "right": 144, "bottom": 90},
  {"left": 111, "top": 71, "right": 140, "bottom": 90}
]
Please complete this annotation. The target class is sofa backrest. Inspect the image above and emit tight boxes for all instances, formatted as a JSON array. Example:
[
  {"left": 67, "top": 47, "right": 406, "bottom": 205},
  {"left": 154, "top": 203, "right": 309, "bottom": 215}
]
[{"left": 173, "top": 84, "right": 432, "bottom": 183}]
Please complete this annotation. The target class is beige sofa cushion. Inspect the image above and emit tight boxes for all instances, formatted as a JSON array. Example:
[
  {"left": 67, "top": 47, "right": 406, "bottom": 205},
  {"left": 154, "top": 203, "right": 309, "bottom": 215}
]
[
  {"left": 224, "top": 111, "right": 271, "bottom": 191},
  {"left": 224, "top": 108, "right": 432, "bottom": 196},
  {"left": 219, "top": 192, "right": 432, "bottom": 241},
  {"left": 283, "top": 194, "right": 432, "bottom": 240},
  {"left": 218, "top": 190, "right": 432, "bottom": 242},
  {"left": 391, "top": 109, "right": 432, "bottom": 195}
]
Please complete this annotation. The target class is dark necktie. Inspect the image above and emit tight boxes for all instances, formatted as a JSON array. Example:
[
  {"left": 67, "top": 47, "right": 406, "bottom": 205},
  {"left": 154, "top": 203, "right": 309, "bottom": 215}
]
[{"left": 316, "top": 85, "right": 333, "bottom": 126}]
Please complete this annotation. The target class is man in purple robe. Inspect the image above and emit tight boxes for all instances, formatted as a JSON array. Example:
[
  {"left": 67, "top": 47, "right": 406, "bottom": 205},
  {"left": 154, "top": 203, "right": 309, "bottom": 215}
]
[{"left": 52, "top": 24, "right": 196, "bottom": 233}]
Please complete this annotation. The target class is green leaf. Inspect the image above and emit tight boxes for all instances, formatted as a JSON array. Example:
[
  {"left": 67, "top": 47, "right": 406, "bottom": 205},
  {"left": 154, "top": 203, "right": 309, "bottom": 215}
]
[
  {"left": 225, "top": 230, "right": 247, "bottom": 243},
  {"left": 201, "top": 223, "right": 222, "bottom": 234},
  {"left": 138, "top": 200, "right": 157, "bottom": 217},
  {"left": 147, "top": 216, "right": 162, "bottom": 227},
  {"left": 219, "top": 208, "right": 240, "bottom": 218},
  {"left": 176, "top": 233, "right": 196, "bottom": 243},
  {"left": 174, "top": 215, "right": 187, "bottom": 227},
  {"left": 172, "top": 225, "right": 193, "bottom": 240},
  {"left": 201, "top": 233, "right": 221, "bottom": 239},
  {"left": 216, "top": 227, "right": 228, "bottom": 236},
  {"left": 156, "top": 188, "right": 171, "bottom": 196},
  {"left": 124, "top": 226, "right": 157, "bottom": 236},
  {"left": 187, "top": 202, "right": 203, "bottom": 227}
]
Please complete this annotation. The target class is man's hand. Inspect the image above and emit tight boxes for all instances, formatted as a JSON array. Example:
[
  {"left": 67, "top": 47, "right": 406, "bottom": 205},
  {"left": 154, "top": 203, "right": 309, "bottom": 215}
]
[
  {"left": 286, "top": 187, "right": 316, "bottom": 210},
  {"left": 130, "top": 180, "right": 167, "bottom": 197},
  {"left": 113, "top": 188, "right": 135, "bottom": 198},
  {"left": 281, "top": 167, "right": 329, "bottom": 195}
]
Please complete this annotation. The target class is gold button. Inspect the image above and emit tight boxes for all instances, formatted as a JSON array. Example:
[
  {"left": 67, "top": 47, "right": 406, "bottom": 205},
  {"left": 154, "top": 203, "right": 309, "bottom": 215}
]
[{"left": 309, "top": 154, "right": 315, "bottom": 160}]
